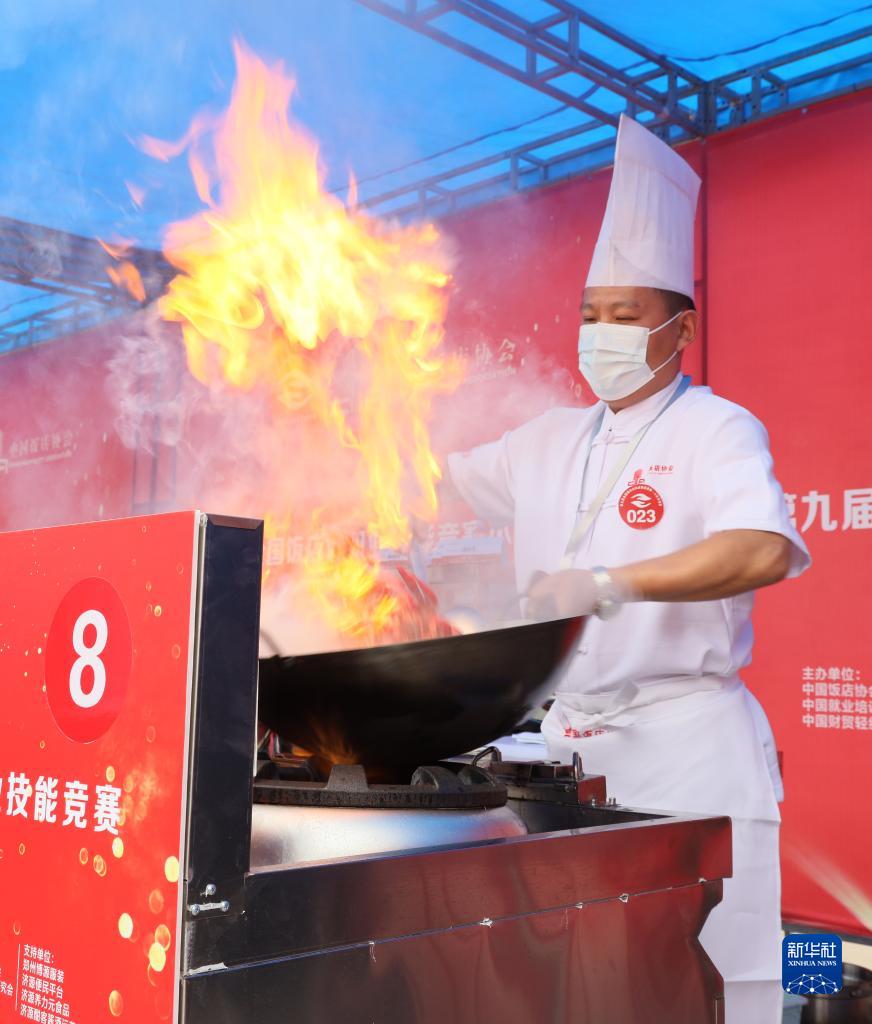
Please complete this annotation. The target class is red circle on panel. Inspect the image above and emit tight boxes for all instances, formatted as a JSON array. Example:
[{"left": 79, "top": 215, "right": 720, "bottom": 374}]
[
  {"left": 618, "top": 483, "right": 665, "bottom": 530},
  {"left": 45, "top": 578, "right": 133, "bottom": 743}
]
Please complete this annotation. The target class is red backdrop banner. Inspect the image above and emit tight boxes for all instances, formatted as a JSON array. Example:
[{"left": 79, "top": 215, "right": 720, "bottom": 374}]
[{"left": 704, "top": 93, "right": 872, "bottom": 935}]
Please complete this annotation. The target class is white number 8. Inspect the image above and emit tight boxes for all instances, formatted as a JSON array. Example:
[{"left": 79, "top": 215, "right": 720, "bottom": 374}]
[{"left": 70, "top": 609, "right": 109, "bottom": 709}]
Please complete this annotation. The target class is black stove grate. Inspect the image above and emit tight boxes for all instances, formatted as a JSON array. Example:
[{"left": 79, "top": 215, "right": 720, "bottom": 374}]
[{"left": 253, "top": 759, "right": 508, "bottom": 810}]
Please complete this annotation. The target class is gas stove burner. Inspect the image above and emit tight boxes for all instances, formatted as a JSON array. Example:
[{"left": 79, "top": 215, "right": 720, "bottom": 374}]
[
  {"left": 254, "top": 760, "right": 508, "bottom": 810},
  {"left": 452, "top": 750, "right": 610, "bottom": 807}
]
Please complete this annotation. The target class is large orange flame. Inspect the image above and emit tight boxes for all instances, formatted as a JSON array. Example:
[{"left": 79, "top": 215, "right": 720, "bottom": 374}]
[{"left": 145, "top": 41, "right": 462, "bottom": 647}]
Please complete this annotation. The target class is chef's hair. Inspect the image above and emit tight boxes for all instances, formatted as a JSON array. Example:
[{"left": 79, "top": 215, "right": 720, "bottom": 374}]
[{"left": 656, "top": 288, "right": 697, "bottom": 316}]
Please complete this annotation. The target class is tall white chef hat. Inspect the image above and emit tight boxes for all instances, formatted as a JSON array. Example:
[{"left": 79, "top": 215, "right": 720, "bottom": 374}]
[{"left": 585, "top": 114, "right": 701, "bottom": 300}]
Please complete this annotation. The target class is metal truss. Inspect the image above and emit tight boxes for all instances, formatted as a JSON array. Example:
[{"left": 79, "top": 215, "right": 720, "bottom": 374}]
[
  {"left": 357, "top": 0, "right": 714, "bottom": 134},
  {"left": 708, "top": 20, "right": 872, "bottom": 125},
  {"left": 0, "top": 216, "right": 173, "bottom": 353},
  {"left": 355, "top": 0, "right": 872, "bottom": 219},
  {"left": 2, "top": 4, "right": 868, "bottom": 348}
]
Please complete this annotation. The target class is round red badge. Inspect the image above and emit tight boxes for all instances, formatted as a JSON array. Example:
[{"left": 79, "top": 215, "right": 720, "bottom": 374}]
[
  {"left": 618, "top": 482, "right": 664, "bottom": 530},
  {"left": 45, "top": 578, "right": 133, "bottom": 743}
]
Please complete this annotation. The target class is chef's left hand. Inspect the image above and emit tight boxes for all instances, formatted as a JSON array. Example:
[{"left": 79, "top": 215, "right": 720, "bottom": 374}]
[{"left": 525, "top": 569, "right": 599, "bottom": 621}]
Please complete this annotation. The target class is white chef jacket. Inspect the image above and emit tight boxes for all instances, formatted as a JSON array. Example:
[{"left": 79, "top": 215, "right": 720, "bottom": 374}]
[
  {"left": 447, "top": 373, "right": 810, "bottom": 696},
  {"left": 448, "top": 374, "right": 810, "bottom": 1024}
]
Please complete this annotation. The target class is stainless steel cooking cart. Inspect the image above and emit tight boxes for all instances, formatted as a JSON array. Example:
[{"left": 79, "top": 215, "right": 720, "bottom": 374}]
[{"left": 179, "top": 516, "right": 731, "bottom": 1024}]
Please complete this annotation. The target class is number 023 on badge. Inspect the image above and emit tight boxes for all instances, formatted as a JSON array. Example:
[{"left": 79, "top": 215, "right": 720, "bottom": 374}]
[
  {"left": 0, "top": 512, "right": 200, "bottom": 1024},
  {"left": 619, "top": 470, "right": 665, "bottom": 529}
]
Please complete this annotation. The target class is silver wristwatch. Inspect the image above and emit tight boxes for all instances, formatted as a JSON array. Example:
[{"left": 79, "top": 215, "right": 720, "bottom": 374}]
[{"left": 590, "top": 566, "right": 622, "bottom": 620}]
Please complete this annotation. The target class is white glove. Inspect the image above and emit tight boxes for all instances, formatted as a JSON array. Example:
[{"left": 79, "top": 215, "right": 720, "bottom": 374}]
[{"left": 525, "top": 569, "right": 600, "bottom": 621}]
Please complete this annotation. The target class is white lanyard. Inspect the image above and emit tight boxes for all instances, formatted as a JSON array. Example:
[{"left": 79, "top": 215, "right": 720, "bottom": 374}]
[{"left": 560, "top": 375, "right": 692, "bottom": 570}]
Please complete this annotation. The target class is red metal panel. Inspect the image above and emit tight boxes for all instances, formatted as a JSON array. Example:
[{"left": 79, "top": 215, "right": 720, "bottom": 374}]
[{"left": 0, "top": 511, "right": 199, "bottom": 1024}]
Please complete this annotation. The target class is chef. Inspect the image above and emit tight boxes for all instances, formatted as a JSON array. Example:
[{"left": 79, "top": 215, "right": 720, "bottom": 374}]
[{"left": 446, "top": 114, "right": 810, "bottom": 1023}]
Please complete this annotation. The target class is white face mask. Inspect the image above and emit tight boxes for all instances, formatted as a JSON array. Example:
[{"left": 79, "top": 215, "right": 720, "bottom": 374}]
[{"left": 577, "top": 310, "right": 683, "bottom": 402}]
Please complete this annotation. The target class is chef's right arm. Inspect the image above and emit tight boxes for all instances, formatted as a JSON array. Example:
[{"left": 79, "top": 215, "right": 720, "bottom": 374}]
[{"left": 444, "top": 433, "right": 517, "bottom": 527}]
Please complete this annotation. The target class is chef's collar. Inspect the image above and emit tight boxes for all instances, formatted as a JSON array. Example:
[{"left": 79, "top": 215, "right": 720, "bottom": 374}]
[{"left": 598, "top": 373, "right": 684, "bottom": 439}]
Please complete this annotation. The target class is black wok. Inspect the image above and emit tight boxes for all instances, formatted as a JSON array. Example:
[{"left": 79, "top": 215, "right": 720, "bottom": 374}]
[{"left": 257, "top": 616, "right": 585, "bottom": 780}]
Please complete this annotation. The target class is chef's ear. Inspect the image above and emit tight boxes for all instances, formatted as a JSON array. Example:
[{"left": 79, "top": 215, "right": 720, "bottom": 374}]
[{"left": 676, "top": 309, "right": 699, "bottom": 350}]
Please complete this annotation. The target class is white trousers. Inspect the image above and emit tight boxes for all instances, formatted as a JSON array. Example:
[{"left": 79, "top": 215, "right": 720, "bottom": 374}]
[
  {"left": 541, "top": 679, "right": 784, "bottom": 1024},
  {"left": 700, "top": 818, "right": 783, "bottom": 1023}
]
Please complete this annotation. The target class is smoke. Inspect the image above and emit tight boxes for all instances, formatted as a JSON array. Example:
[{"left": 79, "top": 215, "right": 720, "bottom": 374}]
[
  {"left": 107, "top": 307, "right": 191, "bottom": 453},
  {"left": 0, "top": 196, "right": 586, "bottom": 654},
  {"left": 432, "top": 329, "right": 582, "bottom": 458},
  {"left": 106, "top": 308, "right": 373, "bottom": 520},
  {"left": 0, "top": 322, "right": 136, "bottom": 531},
  {"left": 0, "top": 17, "right": 592, "bottom": 655}
]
